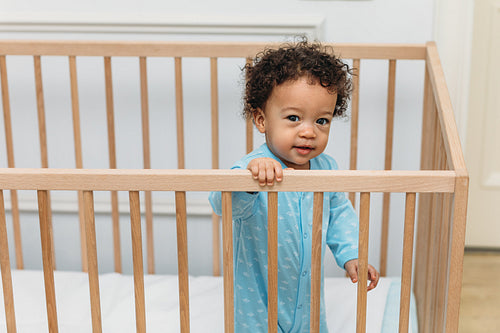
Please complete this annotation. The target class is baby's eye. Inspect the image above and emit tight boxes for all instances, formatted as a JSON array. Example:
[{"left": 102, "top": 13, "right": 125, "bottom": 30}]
[
  {"left": 316, "top": 118, "right": 329, "bottom": 125},
  {"left": 287, "top": 115, "right": 299, "bottom": 122}
]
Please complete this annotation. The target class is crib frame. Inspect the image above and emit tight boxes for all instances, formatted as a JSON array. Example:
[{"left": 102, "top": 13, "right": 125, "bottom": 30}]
[{"left": 0, "top": 41, "right": 468, "bottom": 333}]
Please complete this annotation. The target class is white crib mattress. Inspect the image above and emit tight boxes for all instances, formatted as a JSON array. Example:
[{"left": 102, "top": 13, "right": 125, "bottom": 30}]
[{"left": 0, "top": 270, "right": 417, "bottom": 332}]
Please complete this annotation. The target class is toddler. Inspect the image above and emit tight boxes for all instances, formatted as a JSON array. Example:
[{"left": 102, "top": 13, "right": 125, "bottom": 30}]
[{"left": 209, "top": 40, "right": 379, "bottom": 333}]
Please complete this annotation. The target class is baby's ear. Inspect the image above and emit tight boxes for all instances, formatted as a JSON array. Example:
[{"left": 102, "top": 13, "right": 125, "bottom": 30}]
[{"left": 253, "top": 108, "right": 266, "bottom": 133}]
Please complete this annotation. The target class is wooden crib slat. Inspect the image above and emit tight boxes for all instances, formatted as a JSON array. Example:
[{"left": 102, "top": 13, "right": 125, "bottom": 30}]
[
  {"left": 434, "top": 193, "right": 452, "bottom": 333},
  {"left": 0, "top": 190, "right": 17, "bottom": 333},
  {"left": 430, "top": 106, "right": 445, "bottom": 332},
  {"left": 37, "top": 190, "right": 58, "bottom": 333},
  {"left": 69, "top": 56, "right": 83, "bottom": 169},
  {"left": 414, "top": 67, "right": 435, "bottom": 330},
  {"left": 356, "top": 192, "right": 370, "bottom": 333},
  {"left": 104, "top": 56, "right": 122, "bottom": 274},
  {"left": 349, "top": 59, "right": 360, "bottom": 207},
  {"left": 140, "top": 56, "right": 155, "bottom": 275},
  {"left": 433, "top": 134, "right": 451, "bottom": 333},
  {"left": 420, "top": 105, "right": 439, "bottom": 333},
  {"left": 69, "top": 55, "right": 88, "bottom": 273},
  {"left": 0, "top": 55, "right": 23, "bottom": 270},
  {"left": 175, "top": 57, "right": 185, "bottom": 169},
  {"left": 245, "top": 58, "right": 253, "bottom": 154},
  {"left": 34, "top": 56, "right": 49, "bottom": 169},
  {"left": 210, "top": 57, "right": 221, "bottom": 277},
  {"left": 221, "top": 192, "right": 234, "bottom": 333},
  {"left": 310, "top": 192, "right": 324, "bottom": 333},
  {"left": 175, "top": 191, "right": 191, "bottom": 333},
  {"left": 267, "top": 192, "right": 278, "bottom": 333},
  {"left": 83, "top": 191, "right": 103, "bottom": 333},
  {"left": 399, "top": 192, "right": 416, "bottom": 333},
  {"left": 129, "top": 191, "right": 146, "bottom": 333},
  {"left": 0, "top": 56, "right": 15, "bottom": 169},
  {"left": 380, "top": 59, "right": 396, "bottom": 277},
  {"left": 431, "top": 134, "right": 446, "bottom": 332},
  {"left": 140, "top": 57, "right": 151, "bottom": 170},
  {"left": 211, "top": 57, "right": 219, "bottom": 169},
  {"left": 34, "top": 56, "right": 56, "bottom": 269},
  {"left": 104, "top": 57, "right": 117, "bottom": 170}
]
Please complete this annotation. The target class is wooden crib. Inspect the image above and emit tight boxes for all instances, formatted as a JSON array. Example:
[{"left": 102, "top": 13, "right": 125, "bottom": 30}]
[{"left": 0, "top": 40, "right": 468, "bottom": 333}]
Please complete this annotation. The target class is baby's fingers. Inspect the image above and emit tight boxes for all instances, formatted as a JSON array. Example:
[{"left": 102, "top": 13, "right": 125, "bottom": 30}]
[
  {"left": 367, "top": 265, "right": 380, "bottom": 291},
  {"left": 248, "top": 163, "right": 260, "bottom": 180},
  {"left": 258, "top": 162, "right": 275, "bottom": 186}
]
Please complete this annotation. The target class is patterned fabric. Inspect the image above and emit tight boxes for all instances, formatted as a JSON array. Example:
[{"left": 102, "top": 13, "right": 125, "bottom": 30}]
[{"left": 209, "top": 144, "right": 359, "bottom": 332}]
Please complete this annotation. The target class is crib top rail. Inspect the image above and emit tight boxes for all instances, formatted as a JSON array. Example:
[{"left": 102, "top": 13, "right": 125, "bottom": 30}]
[
  {"left": 424, "top": 42, "right": 467, "bottom": 175},
  {"left": 0, "top": 40, "right": 426, "bottom": 59},
  {"left": 0, "top": 168, "right": 455, "bottom": 193}
]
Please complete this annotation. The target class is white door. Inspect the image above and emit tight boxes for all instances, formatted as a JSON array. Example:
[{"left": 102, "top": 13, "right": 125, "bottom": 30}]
[{"left": 465, "top": 0, "right": 500, "bottom": 248}]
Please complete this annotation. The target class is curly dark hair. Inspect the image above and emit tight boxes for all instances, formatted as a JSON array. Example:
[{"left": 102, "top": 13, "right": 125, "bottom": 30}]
[{"left": 243, "top": 40, "right": 352, "bottom": 120}]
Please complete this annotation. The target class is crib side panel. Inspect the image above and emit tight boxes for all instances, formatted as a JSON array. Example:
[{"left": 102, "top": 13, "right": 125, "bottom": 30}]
[{"left": 414, "top": 42, "right": 469, "bottom": 333}]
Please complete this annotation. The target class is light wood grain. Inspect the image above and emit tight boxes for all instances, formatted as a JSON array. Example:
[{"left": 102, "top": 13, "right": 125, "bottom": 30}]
[
  {"left": 446, "top": 175, "right": 469, "bottom": 332},
  {"left": 34, "top": 56, "right": 49, "bottom": 169},
  {"left": 426, "top": 42, "right": 467, "bottom": 173},
  {"left": 34, "top": 56, "right": 56, "bottom": 269},
  {"left": 129, "top": 191, "right": 146, "bottom": 333},
  {"left": 83, "top": 191, "right": 103, "bottom": 333},
  {"left": 140, "top": 56, "right": 155, "bottom": 275},
  {"left": 37, "top": 190, "right": 58, "bottom": 333},
  {"left": 0, "top": 190, "right": 17, "bottom": 333},
  {"left": 0, "top": 168, "right": 456, "bottom": 193},
  {"left": 0, "top": 56, "right": 15, "bottom": 169},
  {"left": 0, "top": 55, "right": 23, "bottom": 270},
  {"left": 349, "top": 59, "right": 360, "bottom": 207},
  {"left": 69, "top": 56, "right": 83, "bottom": 169},
  {"left": 221, "top": 192, "right": 234, "bottom": 333},
  {"left": 175, "top": 191, "right": 191, "bottom": 333},
  {"left": 103, "top": 56, "right": 122, "bottom": 274},
  {"left": 356, "top": 192, "right": 370, "bottom": 333},
  {"left": 0, "top": 41, "right": 427, "bottom": 59},
  {"left": 267, "top": 192, "right": 278, "bottom": 333},
  {"left": 380, "top": 59, "right": 396, "bottom": 277},
  {"left": 211, "top": 57, "right": 219, "bottom": 169},
  {"left": 310, "top": 192, "right": 324, "bottom": 333},
  {"left": 211, "top": 57, "right": 221, "bottom": 277},
  {"left": 414, "top": 68, "right": 436, "bottom": 329},
  {"left": 399, "top": 192, "right": 416, "bottom": 333},
  {"left": 111, "top": 191, "right": 121, "bottom": 273},
  {"left": 104, "top": 57, "right": 117, "bottom": 170},
  {"left": 175, "top": 57, "right": 185, "bottom": 169},
  {"left": 69, "top": 55, "right": 87, "bottom": 273}
]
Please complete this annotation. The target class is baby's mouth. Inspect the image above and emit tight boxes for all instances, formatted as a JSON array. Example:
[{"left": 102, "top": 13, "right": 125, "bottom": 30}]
[{"left": 294, "top": 146, "right": 314, "bottom": 155}]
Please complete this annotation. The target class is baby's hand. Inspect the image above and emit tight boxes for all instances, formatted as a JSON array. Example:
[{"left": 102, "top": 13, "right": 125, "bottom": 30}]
[
  {"left": 344, "top": 259, "right": 379, "bottom": 291},
  {"left": 247, "top": 158, "right": 284, "bottom": 186}
]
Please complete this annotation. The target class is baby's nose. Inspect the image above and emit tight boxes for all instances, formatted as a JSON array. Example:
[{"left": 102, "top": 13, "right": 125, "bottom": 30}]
[{"left": 299, "top": 124, "right": 316, "bottom": 138}]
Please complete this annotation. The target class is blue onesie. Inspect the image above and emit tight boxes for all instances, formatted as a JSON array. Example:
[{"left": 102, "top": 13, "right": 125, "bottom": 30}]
[{"left": 209, "top": 143, "right": 359, "bottom": 333}]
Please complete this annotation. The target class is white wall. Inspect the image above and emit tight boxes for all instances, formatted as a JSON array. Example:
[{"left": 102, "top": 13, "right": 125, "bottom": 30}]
[
  {"left": 1, "top": 0, "right": 434, "bottom": 43},
  {"left": 0, "top": 0, "right": 435, "bottom": 277}
]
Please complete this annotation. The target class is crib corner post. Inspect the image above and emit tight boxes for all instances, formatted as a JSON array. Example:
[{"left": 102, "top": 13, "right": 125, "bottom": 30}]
[{"left": 445, "top": 173, "right": 469, "bottom": 332}]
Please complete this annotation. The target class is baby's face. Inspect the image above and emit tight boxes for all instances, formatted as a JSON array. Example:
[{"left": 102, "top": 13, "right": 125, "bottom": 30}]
[{"left": 254, "top": 77, "right": 337, "bottom": 170}]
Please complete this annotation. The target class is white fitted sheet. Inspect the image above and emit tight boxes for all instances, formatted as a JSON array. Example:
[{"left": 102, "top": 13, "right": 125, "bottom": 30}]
[{"left": 0, "top": 270, "right": 416, "bottom": 332}]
